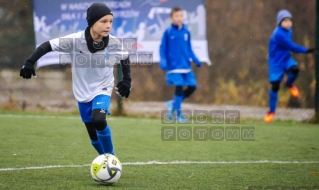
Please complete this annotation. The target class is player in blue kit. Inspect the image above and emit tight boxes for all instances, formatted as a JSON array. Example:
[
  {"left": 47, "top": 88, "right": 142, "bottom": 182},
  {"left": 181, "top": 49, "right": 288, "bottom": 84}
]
[
  {"left": 159, "top": 7, "right": 201, "bottom": 122},
  {"left": 19, "top": 3, "right": 131, "bottom": 155},
  {"left": 264, "top": 10, "right": 315, "bottom": 123}
]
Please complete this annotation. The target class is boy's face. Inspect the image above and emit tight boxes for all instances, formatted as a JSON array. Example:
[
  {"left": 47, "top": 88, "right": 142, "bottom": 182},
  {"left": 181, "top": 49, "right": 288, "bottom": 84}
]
[
  {"left": 92, "top": 15, "right": 113, "bottom": 37},
  {"left": 280, "top": 18, "right": 292, "bottom": 30},
  {"left": 170, "top": 10, "right": 184, "bottom": 26}
]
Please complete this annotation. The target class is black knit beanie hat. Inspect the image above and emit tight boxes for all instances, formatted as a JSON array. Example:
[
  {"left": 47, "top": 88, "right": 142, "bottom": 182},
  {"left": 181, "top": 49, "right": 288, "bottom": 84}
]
[{"left": 86, "top": 2, "right": 113, "bottom": 27}]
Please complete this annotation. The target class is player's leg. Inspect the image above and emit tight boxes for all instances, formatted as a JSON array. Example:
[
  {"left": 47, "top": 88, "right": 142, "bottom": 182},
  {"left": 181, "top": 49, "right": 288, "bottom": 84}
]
[
  {"left": 269, "top": 81, "right": 280, "bottom": 113},
  {"left": 174, "top": 71, "right": 197, "bottom": 122},
  {"left": 182, "top": 71, "right": 197, "bottom": 100},
  {"left": 285, "top": 64, "right": 300, "bottom": 98},
  {"left": 182, "top": 86, "right": 197, "bottom": 100},
  {"left": 91, "top": 95, "right": 114, "bottom": 155},
  {"left": 174, "top": 85, "right": 184, "bottom": 119},
  {"left": 173, "top": 71, "right": 197, "bottom": 122},
  {"left": 165, "top": 73, "right": 174, "bottom": 120},
  {"left": 166, "top": 100, "right": 174, "bottom": 120},
  {"left": 264, "top": 66, "right": 284, "bottom": 123},
  {"left": 165, "top": 73, "right": 184, "bottom": 120},
  {"left": 78, "top": 102, "right": 104, "bottom": 154},
  {"left": 84, "top": 122, "right": 104, "bottom": 154},
  {"left": 264, "top": 81, "right": 280, "bottom": 123}
]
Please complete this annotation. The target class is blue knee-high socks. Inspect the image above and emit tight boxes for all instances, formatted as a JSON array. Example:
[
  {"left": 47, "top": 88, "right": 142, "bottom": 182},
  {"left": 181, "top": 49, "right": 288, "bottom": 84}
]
[
  {"left": 269, "top": 90, "right": 278, "bottom": 113},
  {"left": 286, "top": 73, "right": 298, "bottom": 87},
  {"left": 174, "top": 95, "right": 183, "bottom": 117},
  {"left": 96, "top": 126, "right": 114, "bottom": 155},
  {"left": 91, "top": 139, "right": 104, "bottom": 155}
]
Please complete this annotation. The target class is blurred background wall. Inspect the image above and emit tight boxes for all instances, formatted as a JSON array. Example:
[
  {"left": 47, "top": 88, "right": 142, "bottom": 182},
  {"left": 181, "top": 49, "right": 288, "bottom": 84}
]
[{"left": 0, "top": 0, "right": 316, "bottom": 112}]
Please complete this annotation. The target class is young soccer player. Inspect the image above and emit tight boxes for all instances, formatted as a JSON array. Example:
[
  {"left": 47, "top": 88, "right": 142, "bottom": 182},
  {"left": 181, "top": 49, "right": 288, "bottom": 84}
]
[
  {"left": 19, "top": 3, "right": 132, "bottom": 155},
  {"left": 264, "top": 10, "right": 315, "bottom": 123},
  {"left": 159, "top": 7, "right": 202, "bottom": 122}
]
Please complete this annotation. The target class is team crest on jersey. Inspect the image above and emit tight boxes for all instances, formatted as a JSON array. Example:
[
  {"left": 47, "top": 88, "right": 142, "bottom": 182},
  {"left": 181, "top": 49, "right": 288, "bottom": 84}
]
[
  {"left": 184, "top": 33, "right": 188, "bottom": 41},
  {"left": 105, "top": 52, "right": 110, "bottom": 60}
]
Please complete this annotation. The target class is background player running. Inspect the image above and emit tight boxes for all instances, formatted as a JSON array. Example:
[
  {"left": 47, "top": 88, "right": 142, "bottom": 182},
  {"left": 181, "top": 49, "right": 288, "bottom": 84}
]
[
  {"left": 264, "top": 10, "right": 316, "bottom": 123},
  {"left": 159, "top": 7, "right": 202, "bottom": 122}
]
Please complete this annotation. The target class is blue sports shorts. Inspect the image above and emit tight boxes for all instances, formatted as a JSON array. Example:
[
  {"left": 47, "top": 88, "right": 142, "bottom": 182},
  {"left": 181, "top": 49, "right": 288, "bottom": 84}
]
[
  {"left": 166, "top": 71, "right": 197, "bottom": 86},
  {"left": 269, "top": 58, "right": 297, "bottom": 82},
  {"left": 78, "top": 94, "right": 111, "bottom": 123}
]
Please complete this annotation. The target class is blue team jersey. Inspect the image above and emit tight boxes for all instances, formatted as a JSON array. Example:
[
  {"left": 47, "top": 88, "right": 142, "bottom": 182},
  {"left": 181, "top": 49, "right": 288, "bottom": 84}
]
[
  {"left": 159, "top": 24, "right": 201, "bottom": 71},
  {"left": 268, "top": 26, "right": 307, "bottom": 67}
]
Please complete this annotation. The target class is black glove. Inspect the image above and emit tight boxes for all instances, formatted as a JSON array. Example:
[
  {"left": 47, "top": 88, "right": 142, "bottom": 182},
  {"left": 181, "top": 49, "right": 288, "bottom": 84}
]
[
  {"left": 20, "top": 61, "right": 36, "bottom": 79},
  {"left": 115, "top": 80, "right": 131, "bottom": 98},
  {"left": 306, "top": 48, "right": 316, "bottom": 53}
]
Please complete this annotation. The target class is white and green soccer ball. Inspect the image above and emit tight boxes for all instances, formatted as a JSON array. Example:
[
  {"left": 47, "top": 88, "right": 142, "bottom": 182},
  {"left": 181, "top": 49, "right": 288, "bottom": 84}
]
[{"left": 90, "top": 154, "right": 122, "bottom": 185}]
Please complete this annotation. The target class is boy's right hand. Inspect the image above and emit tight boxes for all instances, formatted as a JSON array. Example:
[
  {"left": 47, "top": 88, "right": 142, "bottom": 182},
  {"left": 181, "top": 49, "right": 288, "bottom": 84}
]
[
  {"left": 306, "top": 48, "right": 316, "bottom": 53},
  {"left": 159, "top": 60, "right": 167, "bottom": 71},
  {"left": 20, "top": 61, "right": 36, "bottom": 79}
]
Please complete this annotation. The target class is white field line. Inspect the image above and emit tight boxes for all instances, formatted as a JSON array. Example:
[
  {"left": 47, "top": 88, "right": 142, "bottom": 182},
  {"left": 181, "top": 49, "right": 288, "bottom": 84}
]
[{"left": 0, "top": 160, "right": 319, "bottom": 171}]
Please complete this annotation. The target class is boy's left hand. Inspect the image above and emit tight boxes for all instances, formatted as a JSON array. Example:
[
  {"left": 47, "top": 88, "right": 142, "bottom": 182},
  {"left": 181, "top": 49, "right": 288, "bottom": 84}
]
[
  {"left": 306, "top": 48, "right": 316, "bottom": 53},
  {"left": 115, "top": 80, "right": 131, "bottom": 98},
  {"left": 195, "top": 61, "right": 202, "bottom": 68}
]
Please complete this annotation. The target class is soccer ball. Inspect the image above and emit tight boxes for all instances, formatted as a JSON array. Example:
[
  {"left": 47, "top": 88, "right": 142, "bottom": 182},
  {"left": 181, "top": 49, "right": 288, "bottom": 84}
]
[{"left": 90, "top": 154, "right": 122, "bottom": 185}]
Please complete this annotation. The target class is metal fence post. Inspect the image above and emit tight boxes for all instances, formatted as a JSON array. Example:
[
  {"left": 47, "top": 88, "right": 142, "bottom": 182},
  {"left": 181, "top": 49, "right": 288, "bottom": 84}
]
[{"left": 314, "top": 0, "right": 319, "bottom": 122}]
